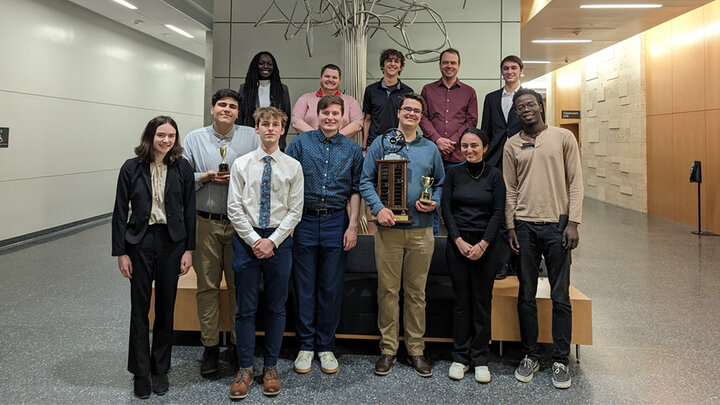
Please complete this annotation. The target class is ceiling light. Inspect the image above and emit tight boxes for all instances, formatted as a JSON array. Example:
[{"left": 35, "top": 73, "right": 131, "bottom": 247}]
[
  {"left": 580, "top": 4, "right": 662, "bottom": 8},
  {"left": 532, "top": 39, "right": 592, "bottom": 43},
  {"left": 523, "top": 61, "right": 552, "bottom": 64},
  {"left": 165, "top": 24, "right": 194, "bottom": 38},
  {"left": 112, "top": 0, "right": 137, "bottom": 10}
]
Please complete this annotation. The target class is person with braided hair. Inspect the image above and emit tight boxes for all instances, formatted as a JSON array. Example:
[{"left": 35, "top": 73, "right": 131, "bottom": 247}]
[{"left": 236, "top": 51, "right": 292, "bottom": 151}]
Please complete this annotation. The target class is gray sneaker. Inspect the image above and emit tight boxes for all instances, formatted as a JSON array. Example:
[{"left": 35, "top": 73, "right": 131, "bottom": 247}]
[
  {"left": 514, "top": 356, "right": 540, "bottom": 383},
  {"left": 551, "top": 362, "right": 572, "bottom": 389}
]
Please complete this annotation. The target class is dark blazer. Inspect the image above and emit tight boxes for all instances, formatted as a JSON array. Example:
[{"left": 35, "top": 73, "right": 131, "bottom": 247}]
[
  {"left": 481, "top": 88, "right": 522, "bottom": 171},
  {"left": 236, "top": 83, "right": 292, "bottom": 150},
  {"left": 111, "top": 157, "right": 196, "bottom": 256}
]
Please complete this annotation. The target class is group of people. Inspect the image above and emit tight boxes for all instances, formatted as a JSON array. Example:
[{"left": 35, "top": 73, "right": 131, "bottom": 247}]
[{"left": 111, "top": 48, "right": 584, "bottom": 400}]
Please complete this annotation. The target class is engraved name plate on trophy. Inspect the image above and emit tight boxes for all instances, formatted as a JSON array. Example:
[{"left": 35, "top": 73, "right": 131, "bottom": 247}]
[
  {"left": 218, "top": 146, "right": 229, "bottom": 172},
  {"left": 419, "top": 176, "right": 434, "bottom": 205},
  {"left": 370, "top": 129, "right": 412, "bottom": 224}
]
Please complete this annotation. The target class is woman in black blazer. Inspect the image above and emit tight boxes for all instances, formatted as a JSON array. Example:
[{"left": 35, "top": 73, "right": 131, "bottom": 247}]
[
  {"left": 441, "top": 128, "right": 505, "bottom": 384},
  {"left": 111, "top": 116, "right": 196, "bottom": 399}
]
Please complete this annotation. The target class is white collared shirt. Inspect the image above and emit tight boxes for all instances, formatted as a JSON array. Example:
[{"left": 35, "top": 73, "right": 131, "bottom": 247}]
[
  {"left": 501, "top": 83, "right": 521, "bottom": 122},
  {"left": 258, "top": 80, "right": 271, "bottom": 107},
  {"left": 227, "top": 147, "right": 304, "bottom": 247}
]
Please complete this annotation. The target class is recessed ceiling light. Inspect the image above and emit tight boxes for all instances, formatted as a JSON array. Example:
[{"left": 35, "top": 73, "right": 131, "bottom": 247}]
[
  {"left": 112, "top": 0, "right": 137, "bottom": 10},
  {"left": 580, "top": 4, "right": 662, "bottom": 8},
  {"left": 165, "top": 24, "right": 194, "bottom": 39},
  {"left": 524, "top": 61, "right": 552, "bottom": 64},
  {"left": 532, "top": 39, "right": 592, "bottom": 43}
]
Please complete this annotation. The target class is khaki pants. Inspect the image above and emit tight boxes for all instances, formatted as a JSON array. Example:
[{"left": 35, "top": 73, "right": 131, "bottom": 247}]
[
  {"left": 374, "top": 226, "right": 434, "bottom": 356},
  {"left": 195, "top": 216, "right": 237, "bottom": 346}
]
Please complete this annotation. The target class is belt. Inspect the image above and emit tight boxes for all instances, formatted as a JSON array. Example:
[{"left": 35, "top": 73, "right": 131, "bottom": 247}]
[
  {"left": 303, "top": 207, "right": 344, "bottom": 217},
  {"left": 519, "top": 220, "right": 557, "bottom": 226},
  {"left": 197, "top": 210, "right": 230, "bottom": 221}
]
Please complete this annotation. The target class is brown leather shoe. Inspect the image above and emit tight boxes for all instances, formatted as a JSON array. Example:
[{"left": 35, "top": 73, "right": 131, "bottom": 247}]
[
  {"left": 262, "top": 366, "right": 281, "bottom": 396},
  {"left": 374, "top": 354, "right": 396, "bottom": 376},
  {"left": 229, "top": 368, "right": 253, "bottom": 400},
  {"left": 408, "top": 355, "right": 432, "bottom": 377}
]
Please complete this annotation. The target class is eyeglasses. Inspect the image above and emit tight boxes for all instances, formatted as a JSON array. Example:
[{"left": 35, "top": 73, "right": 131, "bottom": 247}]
[
  {"left": 400, "top": 106, "right": 422, "bottom": 114},
  {"left": 515, "top": 102, "right": 538, "bottom": 112}
]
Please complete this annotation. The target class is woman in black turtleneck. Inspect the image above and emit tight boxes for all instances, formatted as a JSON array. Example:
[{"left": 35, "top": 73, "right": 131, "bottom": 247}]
[{"left": 441, "top": 127, "right": 505, "bottom": 384}]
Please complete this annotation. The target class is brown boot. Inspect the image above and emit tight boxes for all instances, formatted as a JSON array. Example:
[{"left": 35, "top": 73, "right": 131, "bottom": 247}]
[
  {"left": 374, "top": 354, "right": 396, "bottom": 376},
  {"left": 408, "top": 355, "right": 432, "bottom": 377},
  {"left": 229, "top": 368, "right": 253, "bottom": 400},
  {"left": 262, "top": 366, "right": 281, "bottom": 396}
]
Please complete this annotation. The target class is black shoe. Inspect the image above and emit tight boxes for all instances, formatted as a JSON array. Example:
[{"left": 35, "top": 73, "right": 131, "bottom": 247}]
[
  {"left": 200, "top": 345, "right": 220, "bottom": 376},
  {"left": 151, "top": 373, "right": 169, "bottom": 395},
  {"left": 227, "top": 344, "right": 239, "bottom": 372},
  {"left": 133, "top": 375, "right": 152, "bottom": 399}
]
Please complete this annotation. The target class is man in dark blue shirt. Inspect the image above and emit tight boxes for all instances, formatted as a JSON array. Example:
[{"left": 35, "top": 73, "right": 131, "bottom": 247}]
[{"left": 285, "top": 95, "right": 364, "bottom": 375}]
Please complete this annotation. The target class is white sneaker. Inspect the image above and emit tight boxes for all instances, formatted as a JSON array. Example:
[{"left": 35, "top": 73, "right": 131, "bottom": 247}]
[
  {"left": 293, "top": 350, "right": 313, "bottom": 374},
  {"left": 319, "top": 351, "right": 339, "bottom": 374},
  {"left": 448, "top": 362, "right": 469, "bottom": 380},
  {"left": 475, "top": 366, "right": 491, "bottom": 383}
]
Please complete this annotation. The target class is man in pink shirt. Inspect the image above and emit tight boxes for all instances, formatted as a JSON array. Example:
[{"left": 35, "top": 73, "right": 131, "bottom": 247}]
[{"left": 291, "top": 64, "right": 363, "bottom": 139}]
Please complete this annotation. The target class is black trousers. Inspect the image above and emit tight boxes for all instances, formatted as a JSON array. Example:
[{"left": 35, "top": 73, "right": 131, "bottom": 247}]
[
  {"left": 445, "top": 232, "right": 501, "bottom": 366},
  {"left": 126, "top": 224, "right": 184, "bottom": 376},
  {"left": 515, "top": 221, "right": 572, "bottom": 365}
]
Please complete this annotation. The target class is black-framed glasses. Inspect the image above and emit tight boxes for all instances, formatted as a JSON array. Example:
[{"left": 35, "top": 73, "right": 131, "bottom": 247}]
[
  {"left": 515, "top": 102, "right": 538, "bottom": 112},
  {"left": 400, "top": 106, "right": 422, "bottom": 114}
]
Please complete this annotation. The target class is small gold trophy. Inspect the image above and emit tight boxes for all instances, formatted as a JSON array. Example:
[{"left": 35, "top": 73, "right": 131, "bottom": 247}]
[
  {"left": 419, "top": 176, "right": 434, "bottom": 205},
  {"left": 218, "top": 146, "right": 229, "bottom": 172}
]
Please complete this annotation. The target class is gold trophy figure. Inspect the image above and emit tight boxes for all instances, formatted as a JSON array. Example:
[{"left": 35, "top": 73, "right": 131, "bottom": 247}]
[
  {"left": 419, "top": 176, "right": 434, "bottom": 205},
  {"left": 218, "top": 146, "right": 229, "bottom": 172}
]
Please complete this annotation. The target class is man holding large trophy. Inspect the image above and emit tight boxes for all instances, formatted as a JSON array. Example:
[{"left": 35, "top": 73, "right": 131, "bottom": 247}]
[
  {"left": 359, "top": 92, "right": 444, "bottom": 378},
  {"left": 182, "top": 89, "right": 260, "bottom": 376}
]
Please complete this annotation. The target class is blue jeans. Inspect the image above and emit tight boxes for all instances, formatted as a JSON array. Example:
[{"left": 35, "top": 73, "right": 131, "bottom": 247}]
[
  {"left": 515, "top": 220, "right": 572, "bottom": 365},
  {"left": 232, "top": 229, "right": 293, "bottom": 368},
  {"left": 292, "top": 210, "right": 348, "bottom": 351}
]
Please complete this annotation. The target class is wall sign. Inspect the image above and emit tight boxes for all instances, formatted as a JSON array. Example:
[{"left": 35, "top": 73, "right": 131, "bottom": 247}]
[
  {"left": 0, "top": 127, "right": 8, "bottom": 148},
  {"left": 561, "top": 110, "right": 581, "bottom": 119}
]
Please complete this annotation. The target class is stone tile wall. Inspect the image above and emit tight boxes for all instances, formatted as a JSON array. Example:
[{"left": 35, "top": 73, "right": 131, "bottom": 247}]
[{"left": 581, "top": 35, "right": 647, "bottom": 212}]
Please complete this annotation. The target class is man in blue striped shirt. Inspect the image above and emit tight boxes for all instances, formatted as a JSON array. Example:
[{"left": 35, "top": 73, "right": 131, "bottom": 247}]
[{"left": 285, "top": 95, "right": 364, "bottom": 375}]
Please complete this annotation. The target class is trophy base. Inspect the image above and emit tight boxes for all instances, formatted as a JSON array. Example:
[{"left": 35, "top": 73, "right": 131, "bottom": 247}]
[
  {"left": 370, "top": 213, "right": 412, "bottom": 225},
  {"left": 418, "top": 198, "right": 434, "bottom": 206},
  {"left": 218, "top": 163, "right": 229, "bottom": 172}
]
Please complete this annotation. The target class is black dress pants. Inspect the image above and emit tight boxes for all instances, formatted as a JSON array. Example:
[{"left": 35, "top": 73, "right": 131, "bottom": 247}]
[
  {"left": 446, "top": 232, "right": 501, "bottom": 366},
  {"left": 126, "top": 224, "right": 184, "bottom": 377}
]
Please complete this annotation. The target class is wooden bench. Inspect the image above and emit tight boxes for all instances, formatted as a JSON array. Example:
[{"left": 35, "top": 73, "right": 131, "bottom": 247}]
[{"left": 150, "top": 270, "right": 592, "bottom": 346}]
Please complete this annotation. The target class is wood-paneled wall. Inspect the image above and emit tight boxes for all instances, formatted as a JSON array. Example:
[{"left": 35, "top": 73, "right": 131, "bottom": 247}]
[{"left": 646, "top": 1, "right": 720, "bottom": 233}]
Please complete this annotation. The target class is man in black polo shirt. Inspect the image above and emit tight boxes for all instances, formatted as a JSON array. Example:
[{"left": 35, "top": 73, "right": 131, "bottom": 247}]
[{"left": 362, "top": 49, "right": 414, "bottom": 154}]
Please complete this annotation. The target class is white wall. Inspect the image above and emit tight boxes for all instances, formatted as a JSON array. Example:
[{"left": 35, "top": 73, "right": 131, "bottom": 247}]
[
  {"left": 212, "top": 0, "right": 520, "bottom": 127},
  {"left": 0, "top": 0, "right": 205, "bottom": 241}
]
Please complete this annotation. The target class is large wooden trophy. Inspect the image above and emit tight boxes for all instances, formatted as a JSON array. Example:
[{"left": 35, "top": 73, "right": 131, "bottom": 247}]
[{"left": 370, "top": 129, "right": 412, "bottom": 224}]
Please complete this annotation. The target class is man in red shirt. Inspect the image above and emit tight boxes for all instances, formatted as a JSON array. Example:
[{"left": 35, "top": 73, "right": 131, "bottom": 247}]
[{"left": 420, "top": 48, "right": 478, "bottom": 233}]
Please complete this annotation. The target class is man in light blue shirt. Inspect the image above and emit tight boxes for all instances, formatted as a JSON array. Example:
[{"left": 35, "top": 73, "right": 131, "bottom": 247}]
[
  {"left": 182, "top": 88, "right": 259, "bottom": 375},
  {"left": 360, "top": 92, "right": 444, "bottom": 378}
]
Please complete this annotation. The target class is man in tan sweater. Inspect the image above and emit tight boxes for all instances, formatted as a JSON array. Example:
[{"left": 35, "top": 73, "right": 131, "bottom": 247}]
[{"left": 503, "top": 88, "right": 583, "bottom": 389}]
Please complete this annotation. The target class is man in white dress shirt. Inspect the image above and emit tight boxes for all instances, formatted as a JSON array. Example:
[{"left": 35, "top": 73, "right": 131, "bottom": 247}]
[{"left": 226, "top": 106, "right": 304, "bottom": 400}]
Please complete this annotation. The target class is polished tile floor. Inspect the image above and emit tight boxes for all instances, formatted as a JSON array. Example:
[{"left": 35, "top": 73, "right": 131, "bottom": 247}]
[{"left": 1, "top": 198, "right": 719, "bottom": 404}]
